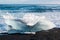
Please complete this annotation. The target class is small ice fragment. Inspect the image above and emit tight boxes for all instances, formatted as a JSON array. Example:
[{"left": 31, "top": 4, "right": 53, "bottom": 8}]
[{"left": 21, "top": 32, "right": 36, "bottom": 34}]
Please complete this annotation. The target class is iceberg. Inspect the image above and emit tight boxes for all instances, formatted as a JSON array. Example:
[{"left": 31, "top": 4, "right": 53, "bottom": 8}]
[{"left": 2, "top": 13, "right": 56, "bottom": 34}]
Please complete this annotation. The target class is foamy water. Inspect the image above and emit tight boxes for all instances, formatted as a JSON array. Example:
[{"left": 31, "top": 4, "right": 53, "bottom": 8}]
[{"left": 0, "top": 11, "right": 60, "bottom": 34}]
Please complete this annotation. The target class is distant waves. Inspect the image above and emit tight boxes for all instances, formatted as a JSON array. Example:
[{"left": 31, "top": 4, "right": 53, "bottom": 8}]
[{"left": 0, "top": 4, "right": 60, "bottom": 13}]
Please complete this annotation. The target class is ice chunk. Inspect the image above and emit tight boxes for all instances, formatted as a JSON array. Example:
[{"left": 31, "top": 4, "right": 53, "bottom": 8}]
[{"left": 20, "top": 32, "right": 36, "bottom": 34}]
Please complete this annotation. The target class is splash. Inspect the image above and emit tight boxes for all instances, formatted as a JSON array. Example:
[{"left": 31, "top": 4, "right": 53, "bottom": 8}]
[
  {"left": 2, "top": 12, "right": 14, "bottom": 19},
  {"left": 22, "top": 14, "right": 40, "bottom": 26}
]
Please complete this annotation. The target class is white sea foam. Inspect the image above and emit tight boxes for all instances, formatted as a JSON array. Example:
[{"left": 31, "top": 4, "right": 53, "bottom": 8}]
[
  {"left": 2, "top": 12, "right": 56, "bottom": 34},
  {"left": 21, "top": 14, "right": 40, "bottom": 26}
]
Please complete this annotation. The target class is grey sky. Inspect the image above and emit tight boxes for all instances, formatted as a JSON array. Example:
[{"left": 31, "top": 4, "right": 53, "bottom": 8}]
[{"left": 0, "top": 0, "right": 60, "bottom": 4}]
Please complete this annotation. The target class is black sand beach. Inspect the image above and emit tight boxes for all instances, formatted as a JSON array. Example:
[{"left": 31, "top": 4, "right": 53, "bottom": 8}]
[{"left": 0, "top": 28, "right": 60, "bottom": 40}]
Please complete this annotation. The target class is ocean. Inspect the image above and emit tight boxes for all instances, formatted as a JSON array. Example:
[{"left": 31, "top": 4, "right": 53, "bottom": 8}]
[{"left": 0, "top": 4, "right": 60, "bottom": 33}]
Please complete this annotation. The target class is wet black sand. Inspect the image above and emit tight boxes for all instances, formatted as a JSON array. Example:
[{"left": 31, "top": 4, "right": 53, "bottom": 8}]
[{"left": 0, "top": 28, "right": 60, "bottom": 40}]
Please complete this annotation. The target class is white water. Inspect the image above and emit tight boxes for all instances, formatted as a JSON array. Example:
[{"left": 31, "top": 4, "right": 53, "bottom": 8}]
[{"left": 0, "top": 11, "right": 60, "bottom": 33}]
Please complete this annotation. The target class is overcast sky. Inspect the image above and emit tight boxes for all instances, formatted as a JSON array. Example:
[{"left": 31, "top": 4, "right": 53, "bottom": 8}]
[{"left": 0, "top": 0, "right": 60, "bottom": 4}]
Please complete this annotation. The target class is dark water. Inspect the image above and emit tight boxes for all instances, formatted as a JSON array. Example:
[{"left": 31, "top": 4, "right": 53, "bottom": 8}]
[{"left": 0, "top": 4, "right": 60, "bottom": 13}]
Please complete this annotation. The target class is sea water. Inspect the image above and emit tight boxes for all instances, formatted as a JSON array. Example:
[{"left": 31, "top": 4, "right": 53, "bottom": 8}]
[{"left": 0, "top": 4, "right": 60, "bottom": 34}]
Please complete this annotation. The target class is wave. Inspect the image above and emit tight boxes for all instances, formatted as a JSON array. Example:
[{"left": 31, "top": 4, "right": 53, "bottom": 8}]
[{"left": 0, "top": 4, "right": 60, "bottom": 13}]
